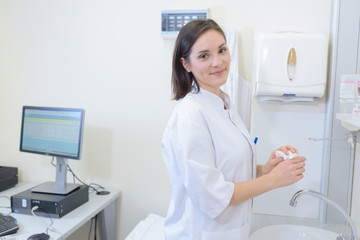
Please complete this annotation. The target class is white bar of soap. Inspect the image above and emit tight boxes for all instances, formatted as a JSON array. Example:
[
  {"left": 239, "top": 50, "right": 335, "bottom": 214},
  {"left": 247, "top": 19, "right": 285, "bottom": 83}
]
[{"left": 275, "top": 150, "right": 298, "bottom": 160}]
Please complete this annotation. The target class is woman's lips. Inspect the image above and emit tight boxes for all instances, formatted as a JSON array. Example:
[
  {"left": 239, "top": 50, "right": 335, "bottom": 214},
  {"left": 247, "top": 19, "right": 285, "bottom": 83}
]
[{"left": 210, "top": 69, "right": 226, "bottom": 76}]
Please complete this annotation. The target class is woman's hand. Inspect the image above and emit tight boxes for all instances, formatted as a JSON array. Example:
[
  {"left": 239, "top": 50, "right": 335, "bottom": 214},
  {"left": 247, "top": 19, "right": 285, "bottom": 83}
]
[
  {"left": 231, "top": 153, "right": 306, "bottom": 205},
  {"left": 268, "top": 155, "right": 306, "bottom": 188},
  {"left": 261, "top": 145, "right": 298, "bottom": 176}
]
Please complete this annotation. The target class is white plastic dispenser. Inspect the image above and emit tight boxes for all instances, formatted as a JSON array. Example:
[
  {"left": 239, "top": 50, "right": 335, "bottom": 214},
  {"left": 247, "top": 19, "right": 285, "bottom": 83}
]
[{"left": 254, "top": 33, "right": 328, "bottom": 98}]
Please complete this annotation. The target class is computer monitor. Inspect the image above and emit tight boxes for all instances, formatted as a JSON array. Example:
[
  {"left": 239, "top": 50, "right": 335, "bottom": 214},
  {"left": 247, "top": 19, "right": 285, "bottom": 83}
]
[{"left": 20, "top": 106, "right": 85, "bottom": 195}]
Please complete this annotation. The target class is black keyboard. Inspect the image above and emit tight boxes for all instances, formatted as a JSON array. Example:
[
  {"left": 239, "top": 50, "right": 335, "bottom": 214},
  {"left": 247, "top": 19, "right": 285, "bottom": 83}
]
[{"left": 0, "top": 213, "right": 19, "bottom": 236}]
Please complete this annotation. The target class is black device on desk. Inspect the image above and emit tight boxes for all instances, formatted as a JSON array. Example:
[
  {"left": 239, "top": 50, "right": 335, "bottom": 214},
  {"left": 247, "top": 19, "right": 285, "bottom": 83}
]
[
  {"left": 11, "top": 184, "right": 89, "bottom": 218},
  {"left": 0, "top": 167, "right": 18, "bottom": 192},
  {"left": 0, "top": 213, "right": 19, "bottom": 236}
]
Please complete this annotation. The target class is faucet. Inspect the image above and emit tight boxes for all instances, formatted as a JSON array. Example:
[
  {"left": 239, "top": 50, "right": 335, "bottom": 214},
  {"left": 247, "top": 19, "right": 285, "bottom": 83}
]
[{"left": 290, "top": 189, "right": 357, "bottom": 240}]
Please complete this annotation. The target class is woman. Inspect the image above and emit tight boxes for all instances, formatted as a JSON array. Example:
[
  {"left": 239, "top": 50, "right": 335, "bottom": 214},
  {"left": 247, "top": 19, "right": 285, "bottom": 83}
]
[{"left": 161, "top": 19, "right": 306, "bottom": 240}]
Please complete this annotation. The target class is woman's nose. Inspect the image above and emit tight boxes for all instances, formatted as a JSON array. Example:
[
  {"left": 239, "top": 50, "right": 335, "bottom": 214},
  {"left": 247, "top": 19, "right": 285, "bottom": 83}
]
[{"left": 212, "top": 55, "right": 221, "bottom": 67}]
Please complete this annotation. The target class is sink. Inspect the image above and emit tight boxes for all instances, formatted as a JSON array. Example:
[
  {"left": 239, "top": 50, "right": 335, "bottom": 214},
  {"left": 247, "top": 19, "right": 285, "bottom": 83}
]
[{"left": 250, "top": 224, "right": 339, "bottom": 240}]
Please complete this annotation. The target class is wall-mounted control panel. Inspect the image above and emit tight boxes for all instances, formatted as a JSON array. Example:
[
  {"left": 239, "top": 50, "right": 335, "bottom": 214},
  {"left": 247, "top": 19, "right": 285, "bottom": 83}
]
[{"left": 161, "top": 10, "right": 208, "bottom": 38}]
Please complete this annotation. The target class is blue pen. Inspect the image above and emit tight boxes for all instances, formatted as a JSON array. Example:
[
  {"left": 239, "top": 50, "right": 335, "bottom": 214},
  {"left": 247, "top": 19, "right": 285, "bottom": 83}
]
[{"left": 254, "top": 137, "right": 258, "bottom": 144}]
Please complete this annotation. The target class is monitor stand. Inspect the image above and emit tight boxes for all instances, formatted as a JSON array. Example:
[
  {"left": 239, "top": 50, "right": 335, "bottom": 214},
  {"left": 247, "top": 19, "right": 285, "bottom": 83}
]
[{"left": 32, "top": 157, "right": 80, "bottom": 195}]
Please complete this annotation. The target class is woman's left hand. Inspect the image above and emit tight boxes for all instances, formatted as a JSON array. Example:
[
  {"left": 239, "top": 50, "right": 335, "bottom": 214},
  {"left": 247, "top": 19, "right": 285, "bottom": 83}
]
[{"left": 262, "top": 145, "right": 298, "bottom": 175}]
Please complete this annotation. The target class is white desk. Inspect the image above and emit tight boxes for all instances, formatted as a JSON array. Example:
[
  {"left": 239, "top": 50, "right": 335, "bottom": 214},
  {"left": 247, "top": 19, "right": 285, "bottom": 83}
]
[{"left": 0, "top": 182, "right": 121, "bottom": 240}]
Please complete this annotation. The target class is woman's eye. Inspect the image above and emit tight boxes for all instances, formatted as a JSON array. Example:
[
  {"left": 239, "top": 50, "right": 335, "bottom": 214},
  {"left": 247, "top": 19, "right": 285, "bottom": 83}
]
[
  {"left": 219, "top": 48, "right": 227, "bottom": 54},
  {"left": 199, "top": 54, "right": 208, "bottom": 59}
]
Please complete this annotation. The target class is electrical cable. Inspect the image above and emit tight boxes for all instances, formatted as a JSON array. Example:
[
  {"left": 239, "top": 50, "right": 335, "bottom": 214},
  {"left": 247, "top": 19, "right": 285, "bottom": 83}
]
[
  {"left": 50, "top": 157, "right": 109, "bottom": 195},
  {"left": 88, "top": 183, "right": 105, "bottom": 190},
  {"left": 31, "top": 206, "right": 56, "bottom": 235}
]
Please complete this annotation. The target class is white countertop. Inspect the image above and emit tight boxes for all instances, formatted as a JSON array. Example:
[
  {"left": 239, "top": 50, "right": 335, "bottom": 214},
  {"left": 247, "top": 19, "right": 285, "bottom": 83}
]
[{"left": 336, "top": 113, "right": 360, "bottom": 131}]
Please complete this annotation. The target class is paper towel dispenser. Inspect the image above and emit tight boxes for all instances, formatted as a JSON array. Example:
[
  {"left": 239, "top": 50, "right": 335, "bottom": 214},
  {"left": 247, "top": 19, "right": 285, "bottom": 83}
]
[{"left": 254, "top": 33, "right": 328, "bottom": 98}]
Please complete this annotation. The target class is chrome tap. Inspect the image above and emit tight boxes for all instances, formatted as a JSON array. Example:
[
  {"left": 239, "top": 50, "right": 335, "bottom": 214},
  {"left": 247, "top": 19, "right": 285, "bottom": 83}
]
[{"left": 290, "top": 189, "right": 357, "bottom": 240}]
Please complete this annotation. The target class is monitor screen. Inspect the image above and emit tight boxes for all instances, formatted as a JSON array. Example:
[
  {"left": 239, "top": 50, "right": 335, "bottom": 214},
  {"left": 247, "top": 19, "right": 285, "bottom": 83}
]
[{"left": 20, "top": 106, "right": 85, "bottom": 160}]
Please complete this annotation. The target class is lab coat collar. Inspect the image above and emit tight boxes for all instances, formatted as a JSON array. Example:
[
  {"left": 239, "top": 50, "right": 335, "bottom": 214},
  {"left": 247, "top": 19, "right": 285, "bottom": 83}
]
[{"left": 199, "top": 88, "right": 231, "bottom": 113}]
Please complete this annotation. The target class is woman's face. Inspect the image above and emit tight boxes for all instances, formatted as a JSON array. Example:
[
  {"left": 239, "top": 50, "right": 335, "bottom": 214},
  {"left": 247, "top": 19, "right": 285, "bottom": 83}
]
[{"left": 181, "top": 29, "right": 230, "bottom": 96}]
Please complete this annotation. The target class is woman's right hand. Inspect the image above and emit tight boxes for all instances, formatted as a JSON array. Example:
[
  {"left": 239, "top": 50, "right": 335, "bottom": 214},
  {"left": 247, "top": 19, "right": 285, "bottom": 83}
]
[
  {"left": 262, "top": 144, "right": 298, "bottom": 176},
  {"left": 268, "top": 155, "right": 306, "bottom": 188}
]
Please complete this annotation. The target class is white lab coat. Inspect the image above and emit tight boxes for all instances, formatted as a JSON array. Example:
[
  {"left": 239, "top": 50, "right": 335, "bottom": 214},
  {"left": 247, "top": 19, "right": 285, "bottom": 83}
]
[{"left": 161, "top": 88, "right": 256, "bottom": 240}]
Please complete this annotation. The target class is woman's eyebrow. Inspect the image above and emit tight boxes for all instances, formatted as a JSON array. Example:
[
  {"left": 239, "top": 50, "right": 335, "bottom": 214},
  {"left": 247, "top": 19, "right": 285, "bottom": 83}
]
[
  {"left": 218, "top": 42, "right": 226, "bottom": 48},
  {"left": 197, "top": 50, "right": 209, "bottom": 55},
  {"left": 196, "top": 42, "right": 226, "bottom": 54}
]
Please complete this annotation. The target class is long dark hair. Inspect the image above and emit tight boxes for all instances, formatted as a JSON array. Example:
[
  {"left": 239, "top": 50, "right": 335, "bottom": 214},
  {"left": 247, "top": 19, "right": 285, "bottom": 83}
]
[{"left": 171, "top": 19, "right": 226, "bottom": 100}]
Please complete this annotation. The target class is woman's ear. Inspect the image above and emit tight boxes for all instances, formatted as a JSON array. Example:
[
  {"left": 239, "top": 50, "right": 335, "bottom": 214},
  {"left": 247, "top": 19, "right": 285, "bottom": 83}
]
[{"left": 180, "top": 57, "right": 191, "bottom": 73}]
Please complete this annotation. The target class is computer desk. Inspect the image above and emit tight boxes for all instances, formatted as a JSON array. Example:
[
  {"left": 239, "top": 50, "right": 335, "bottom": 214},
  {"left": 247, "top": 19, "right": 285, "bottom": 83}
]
[{"left": 0, "top": 182, "right": 121, "bottom": 240}]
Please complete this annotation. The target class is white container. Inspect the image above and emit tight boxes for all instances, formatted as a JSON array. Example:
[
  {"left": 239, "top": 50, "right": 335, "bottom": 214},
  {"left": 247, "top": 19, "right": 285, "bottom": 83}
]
[
  {"left": 254, "top": 33, "right": 328, "bottom": 98},
  {"left": 353, "top": 103, "right": 360, "bottom": 118},
  {"left": 340, "top": 74, "right": 360, "bottom": 114}
]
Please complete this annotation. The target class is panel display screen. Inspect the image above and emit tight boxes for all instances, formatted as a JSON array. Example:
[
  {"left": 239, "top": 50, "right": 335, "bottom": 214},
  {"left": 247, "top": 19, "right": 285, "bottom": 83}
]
[{"left": 20, "top": 106, "right": 84, "bottom": 159}]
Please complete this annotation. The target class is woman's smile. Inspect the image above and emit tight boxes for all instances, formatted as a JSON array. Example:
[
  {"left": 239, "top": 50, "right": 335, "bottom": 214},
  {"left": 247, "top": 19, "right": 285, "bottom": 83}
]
[{"left": 210, "top": 68, "right": 226, "bottom": 76}]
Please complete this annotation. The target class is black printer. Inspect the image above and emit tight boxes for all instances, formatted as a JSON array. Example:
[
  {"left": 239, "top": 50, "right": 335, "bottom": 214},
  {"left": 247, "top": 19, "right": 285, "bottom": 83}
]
[{"left": 0, "top": 166, "right": 18, "bottom": 192}]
